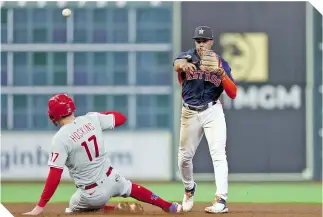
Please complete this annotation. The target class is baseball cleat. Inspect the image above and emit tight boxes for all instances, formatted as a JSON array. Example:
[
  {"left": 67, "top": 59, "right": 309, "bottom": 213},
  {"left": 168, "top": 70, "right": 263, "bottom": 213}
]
[
  {"left": 182, "top": 182, "right": 197, "bottom": 212},
  {"left": 168, "top": 202, "right": 182, "bottom": 213},
  {"left": 204, "top": 196, "right": 228, "bottom": 214},
  {"left": 116, "top": 202, "right": 144, "bottom": 213}
]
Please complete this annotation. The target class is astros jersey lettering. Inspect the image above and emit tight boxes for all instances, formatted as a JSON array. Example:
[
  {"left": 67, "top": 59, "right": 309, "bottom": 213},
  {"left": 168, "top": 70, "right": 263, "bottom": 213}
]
[{"left": 175, "top": 48, "right": 234, "bottom": 106}]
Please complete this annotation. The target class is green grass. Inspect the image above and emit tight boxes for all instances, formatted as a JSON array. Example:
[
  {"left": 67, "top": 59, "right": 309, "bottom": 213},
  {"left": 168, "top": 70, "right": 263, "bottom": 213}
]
[{"left": 1, "top": 182, "right": 322, "bottom": 204}]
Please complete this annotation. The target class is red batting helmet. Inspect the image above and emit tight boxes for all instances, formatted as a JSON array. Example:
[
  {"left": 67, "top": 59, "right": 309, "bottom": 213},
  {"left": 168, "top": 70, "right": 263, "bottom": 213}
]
[{"left": 48, "top": 94, "right": 76, "bottom": 124}]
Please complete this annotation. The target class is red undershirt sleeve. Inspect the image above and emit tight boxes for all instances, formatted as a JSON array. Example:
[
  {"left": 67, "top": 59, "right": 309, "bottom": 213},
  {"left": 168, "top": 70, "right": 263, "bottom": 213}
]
[
  {"left": 222, "top": 75, "right": 237, "bottom": 99},
  {"left": 37, "top": 167, "right": 63, "bottom": 208},
  {"left": 99, "top": 111, "right": 127, "bottom": 127}
]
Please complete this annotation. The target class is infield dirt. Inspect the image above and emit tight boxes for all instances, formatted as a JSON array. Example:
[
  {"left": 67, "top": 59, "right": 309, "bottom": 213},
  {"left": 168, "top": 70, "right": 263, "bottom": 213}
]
[{"left": 4, "top": 202, "right": 322, "bottom": 217}]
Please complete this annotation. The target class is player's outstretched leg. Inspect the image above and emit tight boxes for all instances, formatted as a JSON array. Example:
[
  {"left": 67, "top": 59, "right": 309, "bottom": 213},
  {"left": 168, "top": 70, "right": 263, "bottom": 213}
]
[{"left": 130, "top": 183, "right": 182, "bottom": 213}]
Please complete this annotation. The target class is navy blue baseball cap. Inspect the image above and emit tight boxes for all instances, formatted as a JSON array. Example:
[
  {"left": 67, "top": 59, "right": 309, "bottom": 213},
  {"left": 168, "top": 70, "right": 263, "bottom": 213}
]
[{"left": 193, "top": 26, "right": 214, "bottom": 40}]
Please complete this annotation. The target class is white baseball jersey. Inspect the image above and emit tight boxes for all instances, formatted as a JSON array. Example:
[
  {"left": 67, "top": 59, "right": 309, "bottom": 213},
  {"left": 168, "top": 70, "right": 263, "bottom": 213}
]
[{"left": 48, "top": 113, "right": 115, "bottom": 187}]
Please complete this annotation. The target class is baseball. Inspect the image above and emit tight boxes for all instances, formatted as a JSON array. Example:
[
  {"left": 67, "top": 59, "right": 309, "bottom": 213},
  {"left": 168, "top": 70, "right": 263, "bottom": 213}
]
[{"left": 62, "top": 8, "right": 71, "bottom": 17}]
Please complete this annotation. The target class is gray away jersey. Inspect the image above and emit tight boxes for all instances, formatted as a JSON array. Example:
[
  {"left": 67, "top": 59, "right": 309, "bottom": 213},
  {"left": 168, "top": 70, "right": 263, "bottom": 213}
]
[{"left": 48, "top": 113, "right": 115, "bottom": 187}]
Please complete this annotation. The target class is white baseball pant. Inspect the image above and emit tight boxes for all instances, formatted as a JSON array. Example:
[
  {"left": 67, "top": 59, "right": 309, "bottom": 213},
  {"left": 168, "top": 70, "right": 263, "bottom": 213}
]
[
  {"left": 68, "top": 167, "right": 132, "bottom": 212},
  {"left": 178, "top": 100, "right": 228, "bottom": 199}
]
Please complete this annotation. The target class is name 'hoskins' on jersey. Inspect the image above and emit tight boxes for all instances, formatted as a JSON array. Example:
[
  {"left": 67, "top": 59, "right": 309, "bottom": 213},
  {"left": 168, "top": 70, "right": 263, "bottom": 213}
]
[{"left": 70, "top": 123, "right": 95, "bottom": 142}]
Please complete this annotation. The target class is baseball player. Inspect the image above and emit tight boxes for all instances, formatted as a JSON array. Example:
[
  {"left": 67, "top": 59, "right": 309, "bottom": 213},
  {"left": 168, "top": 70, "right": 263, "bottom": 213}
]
[
  {"left": 173, "top": 26, "right": 237, "bottom": 213},
  {"left": 23, "top": 93, "right": 182, "bottom": 215}
]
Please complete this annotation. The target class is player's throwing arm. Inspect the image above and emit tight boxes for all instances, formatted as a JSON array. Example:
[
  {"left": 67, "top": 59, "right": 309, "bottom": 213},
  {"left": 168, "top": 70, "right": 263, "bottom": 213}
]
[{"left": 173, "top": 26, "right": 237, "bottom": 214}]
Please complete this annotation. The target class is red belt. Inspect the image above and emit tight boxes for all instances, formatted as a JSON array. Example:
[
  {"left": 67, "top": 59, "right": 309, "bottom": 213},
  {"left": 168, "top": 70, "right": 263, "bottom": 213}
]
[{"left": 79, "top": 167, "right": 113, "bottom": 190}]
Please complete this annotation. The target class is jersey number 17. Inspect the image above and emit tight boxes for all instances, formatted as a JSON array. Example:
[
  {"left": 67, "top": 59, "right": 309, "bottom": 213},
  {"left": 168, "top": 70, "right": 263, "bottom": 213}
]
[{"left": 81, "top": 135, "right": 99, "bottom": 161}]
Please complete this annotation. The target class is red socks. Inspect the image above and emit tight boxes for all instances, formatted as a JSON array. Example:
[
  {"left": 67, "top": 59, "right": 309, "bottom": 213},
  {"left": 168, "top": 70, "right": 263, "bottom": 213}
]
[
  {"left": 103, "top": 183, "right": 172, "bottom": 212},
  {"left": 130, "top": 183, "right": 172, "bottom": 211}
]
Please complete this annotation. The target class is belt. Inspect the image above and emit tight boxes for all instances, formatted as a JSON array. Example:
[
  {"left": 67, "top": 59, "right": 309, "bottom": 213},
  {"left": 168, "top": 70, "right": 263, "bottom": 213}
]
[
  {"left": 183, "top": 101, "right": 217, "bottom": 112},
  {"left": 76, "top": 166, "right": 113, "bottom": 190}
]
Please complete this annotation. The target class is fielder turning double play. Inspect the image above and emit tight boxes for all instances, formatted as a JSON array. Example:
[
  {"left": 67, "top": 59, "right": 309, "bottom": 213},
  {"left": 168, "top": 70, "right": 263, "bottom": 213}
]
[{"left": 174, "top": 25, "right": 237, "bottom": 213}]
